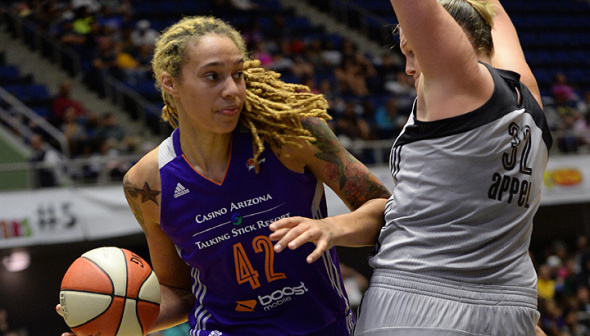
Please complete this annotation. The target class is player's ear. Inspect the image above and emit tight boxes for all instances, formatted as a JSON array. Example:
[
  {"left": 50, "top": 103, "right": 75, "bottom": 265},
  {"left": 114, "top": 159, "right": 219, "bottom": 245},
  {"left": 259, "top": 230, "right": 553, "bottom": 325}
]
[{"left": 161, "top": 72, "right": 178, "bottom": 96}]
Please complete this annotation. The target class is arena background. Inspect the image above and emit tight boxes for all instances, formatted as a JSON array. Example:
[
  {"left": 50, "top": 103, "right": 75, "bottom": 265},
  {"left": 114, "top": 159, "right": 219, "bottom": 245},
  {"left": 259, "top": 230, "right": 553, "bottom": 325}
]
[{"left": 1, "top": 0, "right": 590, "bottom": 335}]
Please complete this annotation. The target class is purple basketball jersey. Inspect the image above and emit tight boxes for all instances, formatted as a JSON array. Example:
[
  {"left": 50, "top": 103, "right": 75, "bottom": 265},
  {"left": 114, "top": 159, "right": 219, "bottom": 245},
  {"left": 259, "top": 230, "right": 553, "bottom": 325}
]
[{"left": 158, "top": 126, "right": 353, "bottom": 335}]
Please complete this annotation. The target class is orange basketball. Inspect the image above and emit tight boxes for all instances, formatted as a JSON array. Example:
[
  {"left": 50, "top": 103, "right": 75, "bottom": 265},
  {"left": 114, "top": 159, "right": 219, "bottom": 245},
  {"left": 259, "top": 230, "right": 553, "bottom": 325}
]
[{"left": 59, "top": 247, "right": 161, "bottom": 336}]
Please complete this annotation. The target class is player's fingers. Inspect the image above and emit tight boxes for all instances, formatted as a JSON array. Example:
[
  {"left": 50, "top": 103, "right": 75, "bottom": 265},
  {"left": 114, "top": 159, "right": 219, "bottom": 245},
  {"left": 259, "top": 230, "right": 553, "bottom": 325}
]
[
  {"left": 306, "top": 239, "right": 329, "bottom": 263},
  {"left": 56, "top": 304, "right": 64, "bottom": 316},
  {"left": 269, "top": 217, "right": 301, "bottom": 231},
  {"left": 269, "top": 227, "right": 290, "bottom": 242},
  {"left": 287, "top": 227, "right": 320, "bottom": 250},
  {"left": 273, "top": 223, "right": 313, "bottom": 252},
  {"left": 275, "top": 222, "right": 322, "bottom": 252}
]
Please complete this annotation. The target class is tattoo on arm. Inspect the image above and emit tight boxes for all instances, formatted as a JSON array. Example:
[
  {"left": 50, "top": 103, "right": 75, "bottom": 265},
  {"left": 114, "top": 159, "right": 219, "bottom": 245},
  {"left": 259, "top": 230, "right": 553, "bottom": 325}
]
[
  {"left": 303, "top": 118, "right": 391, "bottom": 210},
  {"left": 123, "top": 176, "right": 161, "bottom": 234}
]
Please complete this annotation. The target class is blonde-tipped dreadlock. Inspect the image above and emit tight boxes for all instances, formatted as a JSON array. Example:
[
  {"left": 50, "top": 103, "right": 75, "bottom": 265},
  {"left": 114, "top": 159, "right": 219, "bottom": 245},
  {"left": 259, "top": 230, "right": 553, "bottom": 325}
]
[
  {"left": 152, "top": 16, "right": 331, "bottom": 171},
  {"left": 241, "top": 59, "right": 331, "bottom": 171}
]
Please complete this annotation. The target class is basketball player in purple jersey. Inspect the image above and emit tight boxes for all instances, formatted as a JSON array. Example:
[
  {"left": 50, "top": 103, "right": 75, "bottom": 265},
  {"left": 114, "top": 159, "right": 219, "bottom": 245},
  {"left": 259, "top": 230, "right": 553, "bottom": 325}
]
[{"left": 54, "top": 15, "right": 390, "bottom": 336}]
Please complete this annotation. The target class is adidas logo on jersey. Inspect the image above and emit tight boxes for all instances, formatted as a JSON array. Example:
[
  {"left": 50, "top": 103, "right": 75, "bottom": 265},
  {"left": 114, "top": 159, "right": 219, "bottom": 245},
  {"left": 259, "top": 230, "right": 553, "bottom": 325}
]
[{"left": 174, "top": 183, "right": 189, "bottom": 198}]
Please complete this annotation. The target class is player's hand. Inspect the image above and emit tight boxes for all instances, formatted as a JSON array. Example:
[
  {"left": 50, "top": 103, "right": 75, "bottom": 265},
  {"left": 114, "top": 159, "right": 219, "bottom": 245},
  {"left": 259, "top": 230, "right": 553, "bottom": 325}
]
[
  {"left": 55, "top": 304, "right": 75, "bottom": 336},
  {"left": 269, "top": 216, "right": 336, "bottom": 263}
]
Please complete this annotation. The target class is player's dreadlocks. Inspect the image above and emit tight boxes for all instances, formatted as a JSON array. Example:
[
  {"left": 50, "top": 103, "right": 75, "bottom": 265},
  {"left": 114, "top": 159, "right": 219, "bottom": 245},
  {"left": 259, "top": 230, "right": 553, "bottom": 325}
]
[{"left": 152, "top": 16, "right": 331, "bottom": 172}]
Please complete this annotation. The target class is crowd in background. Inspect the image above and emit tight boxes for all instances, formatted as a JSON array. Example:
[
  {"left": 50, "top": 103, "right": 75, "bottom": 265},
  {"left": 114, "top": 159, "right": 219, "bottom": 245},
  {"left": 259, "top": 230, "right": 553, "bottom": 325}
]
[
  {"left": 547, "top": 72, "right": 590, "bottom": 153},
  {"left": 533, "top": 236, "right": 590, "bottom": 336},
  {"left": 2, "top": 1, "right": 590, "bottom": 336},
  {"left": 6, "top": 0, "right": 590, "bottom": 161},
  {"left": 6, "top": 0, "right": 418, "bottom": 161}
]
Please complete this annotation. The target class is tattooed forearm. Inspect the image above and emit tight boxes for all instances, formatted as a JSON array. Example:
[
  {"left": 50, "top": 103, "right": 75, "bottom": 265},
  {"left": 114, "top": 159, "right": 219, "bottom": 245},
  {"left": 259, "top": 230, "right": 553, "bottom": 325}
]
[
  {"left": 302, "top": 117, "right": 350, "bottom": 189},
  {"left": 343, "top": 172, "right": 391, "bottom": 210},
  {"left": 302, "top": 117, "right": 391, "bottom": 210}
]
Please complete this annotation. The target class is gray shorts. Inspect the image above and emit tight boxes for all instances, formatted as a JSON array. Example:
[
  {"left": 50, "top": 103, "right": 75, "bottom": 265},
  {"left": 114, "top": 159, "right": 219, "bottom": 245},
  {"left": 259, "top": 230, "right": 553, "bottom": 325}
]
[{"left": 354, "top": 269, "right": 539, "bottom": 336}]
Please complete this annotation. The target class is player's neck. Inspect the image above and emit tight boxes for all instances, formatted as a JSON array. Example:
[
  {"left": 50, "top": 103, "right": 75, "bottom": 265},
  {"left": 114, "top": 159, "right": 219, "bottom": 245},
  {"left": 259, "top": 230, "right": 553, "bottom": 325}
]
[{"left": 180, "top": 130, "right": 232, "bottom": 183}]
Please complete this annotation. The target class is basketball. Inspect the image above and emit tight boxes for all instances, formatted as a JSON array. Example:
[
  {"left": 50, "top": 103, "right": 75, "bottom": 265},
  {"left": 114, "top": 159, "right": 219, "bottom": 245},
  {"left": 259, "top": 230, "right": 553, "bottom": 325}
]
[{"left": 59, "top": 247, "right": 161, "bottom": 336}]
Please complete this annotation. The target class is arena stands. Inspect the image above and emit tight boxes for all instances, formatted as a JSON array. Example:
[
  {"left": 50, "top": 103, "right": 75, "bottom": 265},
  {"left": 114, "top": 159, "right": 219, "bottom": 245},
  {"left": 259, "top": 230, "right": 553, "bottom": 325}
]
[{"left": 1, "top": 1, "right": 590, "bottom": 335}]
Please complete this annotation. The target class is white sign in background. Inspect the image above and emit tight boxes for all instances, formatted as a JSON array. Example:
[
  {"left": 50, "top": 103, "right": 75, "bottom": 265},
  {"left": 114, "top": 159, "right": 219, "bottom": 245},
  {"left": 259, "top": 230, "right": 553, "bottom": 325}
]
[
  {"left": 1, "top": 155, "right": 588, "bottom": 249},
  {"left": 0, "top": 186, "right": 138, "bottom": 249}
]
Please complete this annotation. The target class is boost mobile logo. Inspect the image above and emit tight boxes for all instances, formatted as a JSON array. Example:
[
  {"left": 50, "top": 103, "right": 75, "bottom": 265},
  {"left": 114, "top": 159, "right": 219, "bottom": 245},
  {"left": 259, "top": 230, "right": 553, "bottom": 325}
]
[
  {"left": 235, "top": 300, "right": 257, "bottom": 312},
  {"left": 258, "top": 282, "right": 308, "bottom": 311}
]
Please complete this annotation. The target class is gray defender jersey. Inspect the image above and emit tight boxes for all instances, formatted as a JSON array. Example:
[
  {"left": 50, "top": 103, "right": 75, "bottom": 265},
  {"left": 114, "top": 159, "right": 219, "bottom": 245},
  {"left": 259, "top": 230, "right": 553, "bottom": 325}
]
[{"left": 371, "top": 63, "right": 553, "bottom": 290}]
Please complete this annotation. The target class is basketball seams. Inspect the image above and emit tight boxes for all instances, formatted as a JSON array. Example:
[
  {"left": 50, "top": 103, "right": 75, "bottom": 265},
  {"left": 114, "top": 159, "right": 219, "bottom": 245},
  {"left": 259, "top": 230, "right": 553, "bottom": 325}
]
[
  {"left": 122, "top": 248, "right": 130, "bottom": 298},
  {"left": 81, "top": 255, "right": 117, "bottom": 295},
  {"left": 70, "top": 294, "right": 120, "bottom": 329},
  {"left": 60, "top": 247, "right": 160, "bottom": 336}
]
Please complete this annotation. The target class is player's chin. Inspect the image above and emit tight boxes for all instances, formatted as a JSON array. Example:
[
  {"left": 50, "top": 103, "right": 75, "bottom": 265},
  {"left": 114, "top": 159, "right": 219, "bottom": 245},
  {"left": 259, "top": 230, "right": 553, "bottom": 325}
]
[{"left": 214, "top": 116, "right": 241, "bottom": 134}]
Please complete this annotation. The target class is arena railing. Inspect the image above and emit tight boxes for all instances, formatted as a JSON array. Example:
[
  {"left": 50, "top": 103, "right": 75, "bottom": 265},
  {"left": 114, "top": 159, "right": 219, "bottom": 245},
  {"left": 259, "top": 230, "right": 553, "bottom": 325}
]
[
  {"left": 1, "top": 11, "right": 164, "bottom": 137},
  {"left": 2, "top": 11, "right": 82, "bottom": 77},
  {"left": 0, "top": 87, "right": 69, "bottom": 156}
]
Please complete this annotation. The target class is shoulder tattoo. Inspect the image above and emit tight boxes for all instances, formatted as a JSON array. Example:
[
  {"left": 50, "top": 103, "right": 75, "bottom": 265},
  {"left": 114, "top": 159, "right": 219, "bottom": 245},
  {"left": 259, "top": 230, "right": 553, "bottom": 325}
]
[{"left": 123, "top": 176, "right": 161, "bottom": 234}]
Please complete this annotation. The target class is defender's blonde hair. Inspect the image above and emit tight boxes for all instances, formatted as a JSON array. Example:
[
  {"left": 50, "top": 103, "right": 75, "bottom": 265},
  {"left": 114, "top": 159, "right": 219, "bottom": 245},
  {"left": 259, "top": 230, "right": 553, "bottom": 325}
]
[
  {"left": 151, "top": 16, "right": 330, "bottom": 171},
  {"left": 393, "top": 0, "right": 495, "bottom": 57},
  {"left": 439, "top": 0, "right": 496, "bottom": 57}
]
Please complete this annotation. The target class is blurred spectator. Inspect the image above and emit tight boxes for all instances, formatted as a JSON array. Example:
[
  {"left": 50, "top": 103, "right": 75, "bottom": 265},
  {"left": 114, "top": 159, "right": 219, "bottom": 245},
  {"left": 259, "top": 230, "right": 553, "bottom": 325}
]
[
  {"left": 563, "top": 308, "right": 590, "bottom": 336},
  {"left": 554, "top": 94, "right": 582, "bottom": 153},
  {"left": 28, "top": 133, "right": 64, "bottom": 188},
  {"left": 539, "top": 298, "right": 566, "bottom": 336},
  {"left": 556, "top": 258, "right": 581, "bottom": 303},
  {"left": 94, "top": 112, "right": 125, "bottom": 146},
  {"left": 230, "top": 0, "right": 258, "bottom": 10},
  {"left": 321, "top": 39, "right": 343, "bottom": 68},
  {"left": 333, "top": 102, "right": 371, "bottom": 142},
  {"left": 269, "top": 40, "right": 295, "bottom": 74},
  {"left": 83, "top": 35, "right": 124, "bottom": 96},
  {"left": 113, "top": 40, "right": 142, "bottom": 83},
  {"left": 335, "top": 56, "right": 369, "bottom": 97},
  {"left": 574, "top": 236, "right": 589, "bottom": 275},
  {"left": 538, "top": 263, "right": 557, "bottom": 301},
  {"left": 385, "top": 71, "right": 416, "bottom": 113},
  {"left": 71, "top": 0, "right": 102, "bottom": 13},
  {"left": 95, "top": 4, "right": 127, "bottom": 34},
  {"left": 374, "top": 97, "right": 408, "bottom": 140},
  {"left": 61, "top": 106, "right": 89, "bottom": 157},
  {"left": 551, "top": 72, "right": 578, "bottom": 103},
  {"left": 572, "top": 110, "right": 590, "bottom": 151},
  {"left": 576, "top": 287, "right": 590, "bottom": 325},
  {"left": 60, "top": 5, "right": 96, "bottom": 46},
  {"left": 305, "top": 38, "right": 327, "bottom": 69},
  {"left": 242, "top": 20, "right": 264, "bottom": 48},
  {"left": 290, "top": 55, "right": 315, "bottom": 81},
  {"left": 302, "top": 76, "right": 321, "bottom": 95},
  {"left": 0, "top": 308, "right": 24, "bottom": 336},
  {"left": 133, "top": 44, "right": 155, "bottom": 81},
  {"left": 0, "top": 309, "right": 8, "bottom": 336},
  {"left": 87, "top": 138, "right": 127, "bottom": 182},
  {"left": 376, "top": 53, "right": 403, "bottom": 90},
  {"left": 577, "top": 254, "right": 590, "bottom": 290},
  {"left": 130, "top": 19, "right": 158, "bottom": 48},
  {"left": 577, "top": 90, "right": 590, "bottom": 117},
  {"left": 51, "top": 80, "right": 90, "bottom": 126},
  {"left": 251, "top": 40, "right": 273, "bottom": 67}
]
